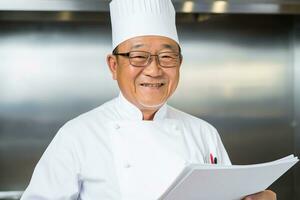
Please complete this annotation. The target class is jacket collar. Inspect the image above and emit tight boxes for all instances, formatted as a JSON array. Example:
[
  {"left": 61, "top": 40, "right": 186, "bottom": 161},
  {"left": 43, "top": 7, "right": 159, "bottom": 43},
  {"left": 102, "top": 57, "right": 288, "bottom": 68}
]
[{"left": 116, "top": 92, "right": 167, "bottom": 121}]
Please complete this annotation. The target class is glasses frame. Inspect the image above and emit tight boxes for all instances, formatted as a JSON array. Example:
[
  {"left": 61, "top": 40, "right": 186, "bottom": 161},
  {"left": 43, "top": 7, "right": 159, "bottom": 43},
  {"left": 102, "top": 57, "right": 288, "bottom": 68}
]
[{"left": 113, "top": 50, "right": 182, "bottom": 68}]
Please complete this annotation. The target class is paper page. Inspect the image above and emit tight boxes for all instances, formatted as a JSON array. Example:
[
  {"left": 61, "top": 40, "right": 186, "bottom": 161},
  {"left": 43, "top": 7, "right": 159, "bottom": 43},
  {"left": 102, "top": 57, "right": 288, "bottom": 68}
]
[{"left": 159, "top": 155, "right": 298, "bottom": 200}]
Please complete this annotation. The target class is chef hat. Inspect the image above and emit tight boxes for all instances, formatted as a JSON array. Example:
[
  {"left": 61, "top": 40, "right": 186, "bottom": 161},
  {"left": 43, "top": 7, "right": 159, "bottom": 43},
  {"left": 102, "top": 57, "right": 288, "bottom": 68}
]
[{"left": 109, "top": 0, "right": 179, "bottom": 49}]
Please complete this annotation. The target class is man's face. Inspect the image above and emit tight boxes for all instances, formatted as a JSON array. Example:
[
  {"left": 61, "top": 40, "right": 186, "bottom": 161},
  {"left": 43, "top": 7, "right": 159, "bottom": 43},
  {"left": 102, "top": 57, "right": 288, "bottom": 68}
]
[{"left": 107, "top": 36, "right": 181, "bottom": 111}]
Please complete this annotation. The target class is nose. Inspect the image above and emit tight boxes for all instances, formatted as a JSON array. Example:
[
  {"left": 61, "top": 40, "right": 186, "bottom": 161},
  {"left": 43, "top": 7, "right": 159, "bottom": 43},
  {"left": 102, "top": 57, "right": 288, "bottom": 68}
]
[{"left": 143, "top": 55, "right": 163, "bottom": 77}]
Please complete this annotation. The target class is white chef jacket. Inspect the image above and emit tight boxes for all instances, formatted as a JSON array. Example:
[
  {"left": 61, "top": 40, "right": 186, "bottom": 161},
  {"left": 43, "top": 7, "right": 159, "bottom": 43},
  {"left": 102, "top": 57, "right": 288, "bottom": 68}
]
[{"left": 21, "top": 93, "right": 231, "bottom": 200}]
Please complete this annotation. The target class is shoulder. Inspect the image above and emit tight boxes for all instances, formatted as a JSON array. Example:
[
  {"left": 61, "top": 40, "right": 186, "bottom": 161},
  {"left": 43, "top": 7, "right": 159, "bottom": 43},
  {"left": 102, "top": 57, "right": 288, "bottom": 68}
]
[
  {"left": 45, "top": 98, "right": 118, "bottom": 161},
  {"left": 167, "top": 105, "right": 231, "bottom": 164},
  {"left": 64, "top": 98, "right": 117, "bottom": 129},
  {"left": 166, "top": 105, "right": 217, "bottom": 134},
  {"left": 55, "top": 97, "right": 118, "bottom": 142},
  {"left": 166, "top": 105, "right": 221, "bottom": 150}
]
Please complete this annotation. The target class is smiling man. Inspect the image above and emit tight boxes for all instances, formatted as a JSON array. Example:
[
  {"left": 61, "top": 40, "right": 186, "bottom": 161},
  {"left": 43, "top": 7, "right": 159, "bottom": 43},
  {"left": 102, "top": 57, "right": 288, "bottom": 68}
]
[
  {"left": 21, "top": 0, "right": 276, "bottom": 200},
  {"left": 107, "top": 36, "right": 181, "bottom": 120}
]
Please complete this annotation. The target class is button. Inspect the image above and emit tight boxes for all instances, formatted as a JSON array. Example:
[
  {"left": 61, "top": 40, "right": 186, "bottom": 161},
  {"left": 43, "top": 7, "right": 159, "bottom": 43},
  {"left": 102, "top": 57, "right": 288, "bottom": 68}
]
[
  {"left": 172, "top": 124, "right": 178, "bottom": 130},
  {"left": 114, "top": 123, "right": 120, "bottom": 130},
  {"left": 173, "top": 124, "right": 181, "bottom": 133},
  {"left": 123, "top": 162, "right": 131, "bottom": 168}
]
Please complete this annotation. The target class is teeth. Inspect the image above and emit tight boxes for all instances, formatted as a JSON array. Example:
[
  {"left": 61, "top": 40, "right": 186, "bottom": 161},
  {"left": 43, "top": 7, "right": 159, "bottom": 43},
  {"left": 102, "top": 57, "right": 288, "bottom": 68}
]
[{"left": 141, "top": 83, "right": 164, "bottom": 87}]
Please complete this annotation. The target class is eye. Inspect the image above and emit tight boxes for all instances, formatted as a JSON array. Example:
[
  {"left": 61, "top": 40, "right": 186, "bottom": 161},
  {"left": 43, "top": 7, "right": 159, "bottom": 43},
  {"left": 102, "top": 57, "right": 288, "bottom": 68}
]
[
  {"left": 160, "top": 53, "right": 178, "bottom": 60},
  {"left": 129, "top": 52, "right": 148, "bottom": 60},
  {"left": 131, "top": 55, "right": 147, "bottom": 59}
]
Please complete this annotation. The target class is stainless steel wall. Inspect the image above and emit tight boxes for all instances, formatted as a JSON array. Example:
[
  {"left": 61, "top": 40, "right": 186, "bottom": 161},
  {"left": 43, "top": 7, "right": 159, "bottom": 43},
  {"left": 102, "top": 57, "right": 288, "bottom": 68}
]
[
  {"left": 294, "top": 16, "right": 300, "bottom": 200},
  {"left": 0, "top": 15, "right": 298, "bottom": 199}
]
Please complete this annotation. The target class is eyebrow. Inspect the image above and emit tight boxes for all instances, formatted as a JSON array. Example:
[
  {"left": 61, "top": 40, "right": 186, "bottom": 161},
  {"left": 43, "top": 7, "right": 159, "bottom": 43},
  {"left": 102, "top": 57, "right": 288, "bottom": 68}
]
[
  {"left": 130, "top": 43, "right": 178, "bottom": 51},
  {"left": 130, "top": 44, "right": 146, "bottom": 50},
  {"left": 161, "top": 44, "right": 178, "bottom": 51}
]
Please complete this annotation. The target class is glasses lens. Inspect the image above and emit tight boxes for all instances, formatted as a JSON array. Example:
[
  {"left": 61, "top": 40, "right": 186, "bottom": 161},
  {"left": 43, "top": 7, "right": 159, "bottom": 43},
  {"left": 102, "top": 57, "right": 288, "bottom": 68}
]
[
  {"left": 158, "top": 52, "right": 180, "bottom": 67},
  {"left": 129, "top": 51, "right": 149, "bottom": 67}
]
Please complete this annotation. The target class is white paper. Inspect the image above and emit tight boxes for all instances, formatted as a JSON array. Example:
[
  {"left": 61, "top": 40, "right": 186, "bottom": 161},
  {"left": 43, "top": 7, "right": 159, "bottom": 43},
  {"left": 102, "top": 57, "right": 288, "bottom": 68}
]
[{"left": 159, "top": 155, "right": 298, "bottom": 200}]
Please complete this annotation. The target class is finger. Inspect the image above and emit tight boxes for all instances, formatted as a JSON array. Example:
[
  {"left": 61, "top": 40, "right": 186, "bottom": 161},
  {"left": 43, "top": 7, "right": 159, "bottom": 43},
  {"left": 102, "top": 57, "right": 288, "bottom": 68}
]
[{"left": 243, "top": 190, "right": 276, "bottom": 200}]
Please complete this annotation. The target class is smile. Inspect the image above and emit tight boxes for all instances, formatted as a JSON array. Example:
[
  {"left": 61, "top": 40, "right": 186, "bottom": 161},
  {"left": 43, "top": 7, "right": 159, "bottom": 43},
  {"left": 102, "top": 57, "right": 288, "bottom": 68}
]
[{"left": 140, "top": 83, "right": 165, "bottom": 87}]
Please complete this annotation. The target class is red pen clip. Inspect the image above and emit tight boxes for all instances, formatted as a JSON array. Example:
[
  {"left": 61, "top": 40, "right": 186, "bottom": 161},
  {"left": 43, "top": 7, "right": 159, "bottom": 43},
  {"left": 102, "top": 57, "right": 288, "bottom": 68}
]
[{"left": 210, "top": 153, "right": 218, "bottom": 164}]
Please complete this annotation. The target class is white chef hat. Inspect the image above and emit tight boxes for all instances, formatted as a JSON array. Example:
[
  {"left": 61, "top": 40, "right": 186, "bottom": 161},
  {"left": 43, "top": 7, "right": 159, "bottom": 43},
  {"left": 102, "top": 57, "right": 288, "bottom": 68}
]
[{"left": 109, "top": 0, "right": 179, "bottom": 50}]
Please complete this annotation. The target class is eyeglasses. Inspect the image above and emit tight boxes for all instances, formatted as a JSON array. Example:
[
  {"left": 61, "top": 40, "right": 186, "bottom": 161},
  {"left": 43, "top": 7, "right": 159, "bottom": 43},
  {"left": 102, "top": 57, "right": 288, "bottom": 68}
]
[{"left": 113, "top": 51, "right": 181, "bottom": 68}]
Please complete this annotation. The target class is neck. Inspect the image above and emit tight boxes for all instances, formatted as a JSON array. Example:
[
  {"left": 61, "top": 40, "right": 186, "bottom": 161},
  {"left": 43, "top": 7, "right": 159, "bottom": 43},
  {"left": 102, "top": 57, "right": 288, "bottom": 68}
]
[
  {"left": 141, "top": 109, "right": 158, "bottom": 120},
  {"left": 137, "top": 101, "right": 165, "bottom": 120}
]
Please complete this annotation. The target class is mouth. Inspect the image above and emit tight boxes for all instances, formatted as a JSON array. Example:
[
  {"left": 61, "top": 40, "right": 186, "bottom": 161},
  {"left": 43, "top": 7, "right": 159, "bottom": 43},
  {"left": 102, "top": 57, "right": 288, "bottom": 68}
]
[{"left": 139, "top": 83, "right": 165, "bottom": 88}]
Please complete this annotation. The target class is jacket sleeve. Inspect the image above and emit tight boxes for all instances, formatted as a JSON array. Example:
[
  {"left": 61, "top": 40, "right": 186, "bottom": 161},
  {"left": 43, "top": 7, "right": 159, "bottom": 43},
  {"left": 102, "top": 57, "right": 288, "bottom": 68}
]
[{"left": 21, "top": 123, "right": 81, "bottom": 200}]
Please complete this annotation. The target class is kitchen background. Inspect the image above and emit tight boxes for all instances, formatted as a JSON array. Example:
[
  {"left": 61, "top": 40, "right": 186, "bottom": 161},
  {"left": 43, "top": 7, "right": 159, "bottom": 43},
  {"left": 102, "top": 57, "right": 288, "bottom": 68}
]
[{"left": 0, "top": 0, "right": 300, "bottom": 199}]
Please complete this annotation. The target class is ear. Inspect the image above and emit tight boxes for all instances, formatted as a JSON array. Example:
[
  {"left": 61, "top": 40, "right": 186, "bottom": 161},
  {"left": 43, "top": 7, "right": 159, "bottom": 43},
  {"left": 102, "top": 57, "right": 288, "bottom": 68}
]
[{"left": 106, "top": 54, "right": 118, "bottom": 80}]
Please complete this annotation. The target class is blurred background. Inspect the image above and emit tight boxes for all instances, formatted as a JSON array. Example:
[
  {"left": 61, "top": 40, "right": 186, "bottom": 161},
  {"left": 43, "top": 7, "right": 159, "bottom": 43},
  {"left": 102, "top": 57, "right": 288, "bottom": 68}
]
[{"left": 0, "top": 0, "right": 299, "bottom": 199}]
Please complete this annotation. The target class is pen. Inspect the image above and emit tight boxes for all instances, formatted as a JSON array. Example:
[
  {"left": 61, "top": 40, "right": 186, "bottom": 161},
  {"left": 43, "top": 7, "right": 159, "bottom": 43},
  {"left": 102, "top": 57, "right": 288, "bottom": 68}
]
[
  {"left": 210, "top": 153, "right": 218, "bottom": 164},
  {"left": 210, "top": 153, "right": 214, "bottom": 164},
  {"left": 214, "top": 157, "right": 218, "bottom": 164}
]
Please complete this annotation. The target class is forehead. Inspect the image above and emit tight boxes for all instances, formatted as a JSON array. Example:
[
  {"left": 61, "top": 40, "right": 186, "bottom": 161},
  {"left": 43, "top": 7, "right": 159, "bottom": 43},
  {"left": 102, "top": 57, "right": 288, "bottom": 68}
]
[{"left": 117, "top": 35, "right": 179, "bottom": 51}]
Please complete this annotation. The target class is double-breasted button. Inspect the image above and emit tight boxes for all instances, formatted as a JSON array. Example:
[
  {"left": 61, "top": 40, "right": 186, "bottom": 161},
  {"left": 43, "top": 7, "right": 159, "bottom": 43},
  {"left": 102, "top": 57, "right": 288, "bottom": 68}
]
[
  {"left": 114, "top": 123, "right": 120, "bottom": 130},
  {"left": 123, "top": 162, "right": 131, "bottom": 168},
  {"left": 173, "top": 124, "right": 181, "bottom": 134}
]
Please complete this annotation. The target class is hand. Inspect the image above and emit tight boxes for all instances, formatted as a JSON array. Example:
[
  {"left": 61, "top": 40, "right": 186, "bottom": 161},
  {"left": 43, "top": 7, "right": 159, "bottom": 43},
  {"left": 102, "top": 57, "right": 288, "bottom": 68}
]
[{"left": 243, "top": 190, "right": 276, "bottom": 200}]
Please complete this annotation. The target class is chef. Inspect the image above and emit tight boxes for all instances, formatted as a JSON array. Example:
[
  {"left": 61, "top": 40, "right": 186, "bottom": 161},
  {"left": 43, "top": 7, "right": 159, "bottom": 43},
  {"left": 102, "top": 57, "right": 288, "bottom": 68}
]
[{"left": 21, "top": 0, "right": 276, "bottom": 199}]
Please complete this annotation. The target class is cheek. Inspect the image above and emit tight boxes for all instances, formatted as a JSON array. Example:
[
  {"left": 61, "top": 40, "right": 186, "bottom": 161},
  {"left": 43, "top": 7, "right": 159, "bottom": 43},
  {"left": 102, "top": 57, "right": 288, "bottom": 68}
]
[
  {"left": 118, "top": 67, "right": 142, "bottom": 86},
  {"left": 167, "top": 70, "right": 180, "bottom": 90}
]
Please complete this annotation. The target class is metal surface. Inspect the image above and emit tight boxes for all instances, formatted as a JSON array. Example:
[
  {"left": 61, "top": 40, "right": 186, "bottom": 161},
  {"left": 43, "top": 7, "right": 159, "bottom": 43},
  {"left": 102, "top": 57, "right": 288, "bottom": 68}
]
[
  {"left": 0, "top": 21, "right": 117, "bottom": 192},
  {"left": 0, "top": 15, "right": 298, "bottom": 199},
  {"left": 294, "top": 16, "right": 300, "bottom": 200},
  {"left": 0, "top": 191, "right": 23, "bottom": 199},
  {"left": 0, "top": 0, "right": 109, "bottom": 12},
  {"left": 0, "top": 0, "right": 300, "bottom": 14}
]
